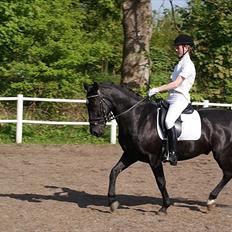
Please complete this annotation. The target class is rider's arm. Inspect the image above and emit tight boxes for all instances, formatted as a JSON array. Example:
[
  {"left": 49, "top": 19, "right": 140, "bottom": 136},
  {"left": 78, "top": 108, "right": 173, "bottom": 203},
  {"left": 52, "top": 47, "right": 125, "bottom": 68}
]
[
  {"left": 157, "top": 75, "right": 184, "bottom": 92},
  {"left": 148, "top": 75, "right": 185, "bottom": 97}
]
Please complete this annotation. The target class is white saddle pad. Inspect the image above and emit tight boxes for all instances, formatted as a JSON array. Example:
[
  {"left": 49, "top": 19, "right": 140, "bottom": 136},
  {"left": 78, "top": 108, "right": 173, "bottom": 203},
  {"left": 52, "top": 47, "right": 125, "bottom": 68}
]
[{"left": 157, "top": 109, "right": 201, "bottom": 141}]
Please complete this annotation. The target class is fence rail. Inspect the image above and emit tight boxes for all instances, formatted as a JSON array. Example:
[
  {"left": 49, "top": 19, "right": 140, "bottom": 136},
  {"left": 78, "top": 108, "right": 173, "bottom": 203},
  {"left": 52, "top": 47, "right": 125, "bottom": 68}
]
[{"left": 0, "top": 95, "right": 231, "bottom": 144}]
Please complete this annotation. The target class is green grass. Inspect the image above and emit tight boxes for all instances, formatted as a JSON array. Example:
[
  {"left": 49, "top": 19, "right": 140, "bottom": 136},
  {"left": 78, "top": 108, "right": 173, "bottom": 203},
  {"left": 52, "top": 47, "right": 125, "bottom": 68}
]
[{"left": 0, "top": 124, "right": 114, "bottom": 144}]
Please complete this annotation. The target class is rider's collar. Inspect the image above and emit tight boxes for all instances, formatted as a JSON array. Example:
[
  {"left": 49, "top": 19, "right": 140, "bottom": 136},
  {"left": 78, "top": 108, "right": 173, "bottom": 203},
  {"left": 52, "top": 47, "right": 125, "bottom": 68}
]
[{"left": 179, "top": 51, "right": 190, "bottom": 60}]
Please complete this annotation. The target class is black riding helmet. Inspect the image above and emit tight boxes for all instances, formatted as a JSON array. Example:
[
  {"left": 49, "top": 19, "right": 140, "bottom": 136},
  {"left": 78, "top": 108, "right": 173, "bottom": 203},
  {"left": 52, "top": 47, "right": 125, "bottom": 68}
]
[{"left": 174, "top": 34, "right": 194, "bottom": 47}]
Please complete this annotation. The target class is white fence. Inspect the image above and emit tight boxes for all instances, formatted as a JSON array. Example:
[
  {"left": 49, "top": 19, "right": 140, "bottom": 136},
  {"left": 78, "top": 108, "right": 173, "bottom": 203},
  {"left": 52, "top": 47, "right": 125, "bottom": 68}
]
[{"left": 0, "top": 95, "right": 231, "bottom": 144}]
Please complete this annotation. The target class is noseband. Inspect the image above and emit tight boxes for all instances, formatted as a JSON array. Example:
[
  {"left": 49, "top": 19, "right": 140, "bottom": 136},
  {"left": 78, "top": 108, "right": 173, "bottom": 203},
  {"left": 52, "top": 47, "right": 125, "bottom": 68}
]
[{"left": 87, "top": 91, "right": 148, "bottom": 126}]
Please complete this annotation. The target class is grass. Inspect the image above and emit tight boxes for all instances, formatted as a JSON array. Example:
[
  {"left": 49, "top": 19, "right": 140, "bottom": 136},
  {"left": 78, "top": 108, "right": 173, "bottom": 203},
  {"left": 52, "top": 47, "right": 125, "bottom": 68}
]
[{"left": 0, "top": 124, "right": 114, "bottom": 144}]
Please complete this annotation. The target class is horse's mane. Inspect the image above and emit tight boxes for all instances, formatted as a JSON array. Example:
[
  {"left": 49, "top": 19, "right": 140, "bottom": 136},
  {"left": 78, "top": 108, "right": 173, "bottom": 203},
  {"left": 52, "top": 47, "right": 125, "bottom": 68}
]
[{"left": 100, "top": 82, "right": 142, "bottom": 100}]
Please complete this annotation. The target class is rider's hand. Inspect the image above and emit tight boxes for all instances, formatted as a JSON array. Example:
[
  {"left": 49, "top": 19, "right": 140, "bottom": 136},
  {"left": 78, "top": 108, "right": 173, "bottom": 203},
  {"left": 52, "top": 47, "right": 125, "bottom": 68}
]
[{"left": 148, "top": 88, "right": 159, "bottom": 97}]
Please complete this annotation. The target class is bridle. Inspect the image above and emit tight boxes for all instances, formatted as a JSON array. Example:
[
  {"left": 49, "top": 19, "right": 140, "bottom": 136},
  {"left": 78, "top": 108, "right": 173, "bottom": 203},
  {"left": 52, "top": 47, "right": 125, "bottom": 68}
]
[
  {"left": 87, "top": 91, "right": 148, "bottom": 126},
  {"left": 86, "top": 92, "right": 114, "bottom": 126}
]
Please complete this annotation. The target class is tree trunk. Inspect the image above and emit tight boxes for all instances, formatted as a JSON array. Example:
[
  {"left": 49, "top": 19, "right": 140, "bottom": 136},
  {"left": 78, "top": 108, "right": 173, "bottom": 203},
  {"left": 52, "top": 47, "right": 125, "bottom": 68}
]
[{"left": 121, "top": 0, "right": 152, "bottom": 89}]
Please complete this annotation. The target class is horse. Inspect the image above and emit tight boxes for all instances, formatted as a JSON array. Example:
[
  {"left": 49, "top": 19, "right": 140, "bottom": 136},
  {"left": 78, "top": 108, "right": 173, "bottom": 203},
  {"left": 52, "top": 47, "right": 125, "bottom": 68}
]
[{"left": 84, "top": 82, "right": 232, "bottom": 214}]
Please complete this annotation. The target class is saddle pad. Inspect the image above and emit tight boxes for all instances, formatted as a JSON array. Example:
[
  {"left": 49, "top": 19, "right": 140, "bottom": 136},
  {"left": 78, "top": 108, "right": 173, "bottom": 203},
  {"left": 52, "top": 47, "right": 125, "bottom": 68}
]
[{"left": 157, "top": 109, "right": 201, "bottom": 141}]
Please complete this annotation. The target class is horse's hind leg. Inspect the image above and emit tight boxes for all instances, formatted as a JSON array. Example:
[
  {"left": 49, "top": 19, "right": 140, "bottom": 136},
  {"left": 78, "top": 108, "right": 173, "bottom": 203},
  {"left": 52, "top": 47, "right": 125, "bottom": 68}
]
[
  {"left": 207, "top": 149, "right": 232, "bottom": 210},
  {"left": 108, "top": 152, "right": 136, "bottom": 212},
  {"left": 207, "top": 171, "right": 232, "bottom": 210}
]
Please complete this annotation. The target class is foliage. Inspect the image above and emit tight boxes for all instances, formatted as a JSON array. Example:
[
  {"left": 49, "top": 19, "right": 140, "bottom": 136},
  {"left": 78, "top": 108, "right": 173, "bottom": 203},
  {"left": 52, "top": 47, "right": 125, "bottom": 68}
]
[
  {"left": 0, "top": 0, "right": 122, "bottom": 99},
  {"left": 181, "top": 0, "right": 232, "bottom": 102}
]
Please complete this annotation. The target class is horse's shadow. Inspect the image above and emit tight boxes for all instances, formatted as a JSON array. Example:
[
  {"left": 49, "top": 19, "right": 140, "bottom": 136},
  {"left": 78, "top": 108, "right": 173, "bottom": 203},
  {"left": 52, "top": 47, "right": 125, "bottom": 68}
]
[{"left": 0, "top": 186, "right": 230, "bottom": 213}]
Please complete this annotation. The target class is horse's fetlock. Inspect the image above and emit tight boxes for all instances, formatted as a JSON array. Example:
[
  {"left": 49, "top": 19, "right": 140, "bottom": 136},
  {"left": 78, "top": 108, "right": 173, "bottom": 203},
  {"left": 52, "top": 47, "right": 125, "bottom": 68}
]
[
  {"left": 207, "top": 199, "right": 216, "bottom": 211},
  {"left": 110, "top": 201, "right": 120, "bottom": 212},
  {"left": 157, "top": 206, "right": 168, "bottom": 215},
  {"left": 108, "top": 195, "right": 116, "bottom": 204}
]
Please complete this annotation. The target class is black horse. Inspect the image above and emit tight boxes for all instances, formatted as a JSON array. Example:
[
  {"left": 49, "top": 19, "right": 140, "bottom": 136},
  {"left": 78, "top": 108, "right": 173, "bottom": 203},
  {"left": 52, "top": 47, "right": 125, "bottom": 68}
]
[{"left": 84, "top": 82, "right": 232, "bottom": 214}]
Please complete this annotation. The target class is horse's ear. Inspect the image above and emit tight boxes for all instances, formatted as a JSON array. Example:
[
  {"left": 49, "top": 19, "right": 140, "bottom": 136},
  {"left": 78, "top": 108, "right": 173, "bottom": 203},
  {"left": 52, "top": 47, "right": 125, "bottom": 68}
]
[
  {"left": 83, "top": 83, "right": 90, "bottom": 92},
  {"left": 83, "top": 82, "right": 99, "bottom": 92},
  {"left": 93, "top": 81, "right": 99, "bottom": 90}
]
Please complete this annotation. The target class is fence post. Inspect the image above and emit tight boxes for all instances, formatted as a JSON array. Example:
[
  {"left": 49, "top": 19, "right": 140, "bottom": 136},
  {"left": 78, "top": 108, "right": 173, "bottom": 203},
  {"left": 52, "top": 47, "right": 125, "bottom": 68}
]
[
  {"left": 110, "top": 119, "right": 117, "bottom": 144},
  {"left": 16, "top": 94, "right": 23, "bottom": 144},
  {"left": 203, "top": 100, "right": 209, "bottom": 108}
]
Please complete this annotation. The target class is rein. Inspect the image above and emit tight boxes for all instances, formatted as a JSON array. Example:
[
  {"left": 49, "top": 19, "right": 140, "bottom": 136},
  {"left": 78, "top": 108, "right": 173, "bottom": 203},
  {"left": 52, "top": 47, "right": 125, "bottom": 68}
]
[
  {"left": 107, "top": 97, "right": 148, "bottom": 121},
  {"left": 87, "top": 93, "right": 148, "bottom": 124}
]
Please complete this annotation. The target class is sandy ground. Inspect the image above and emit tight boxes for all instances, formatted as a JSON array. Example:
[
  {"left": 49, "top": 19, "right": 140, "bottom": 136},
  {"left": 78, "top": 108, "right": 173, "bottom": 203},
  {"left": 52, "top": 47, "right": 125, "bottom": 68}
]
[{"left": 0, "top": 144, "right": 231, "bottom": 232}]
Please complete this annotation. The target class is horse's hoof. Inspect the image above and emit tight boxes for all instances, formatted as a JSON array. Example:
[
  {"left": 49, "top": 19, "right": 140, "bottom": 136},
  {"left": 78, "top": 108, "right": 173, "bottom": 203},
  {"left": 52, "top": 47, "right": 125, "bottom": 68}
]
[
  {"left": 110, "top": 201, "right": 119, "bottom": 212},
  {"left": 157, "top": 207, "right": 168, "bottom": 215},
  {"left": 207, "top": 199, "right": 216, "bottom": 211}
]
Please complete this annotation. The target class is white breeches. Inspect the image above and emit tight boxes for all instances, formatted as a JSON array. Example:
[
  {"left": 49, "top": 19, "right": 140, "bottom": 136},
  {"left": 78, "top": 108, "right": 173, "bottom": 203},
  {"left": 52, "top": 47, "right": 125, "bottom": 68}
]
[{"left": 165, "top": 92, "right": 189, "bottom": 129}]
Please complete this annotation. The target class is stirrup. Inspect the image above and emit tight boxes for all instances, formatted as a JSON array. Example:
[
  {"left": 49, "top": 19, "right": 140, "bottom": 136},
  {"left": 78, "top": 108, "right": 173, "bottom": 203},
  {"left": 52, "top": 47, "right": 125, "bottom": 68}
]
[{"left": 162, "top": 151, "right": 177, "bottom": 166}]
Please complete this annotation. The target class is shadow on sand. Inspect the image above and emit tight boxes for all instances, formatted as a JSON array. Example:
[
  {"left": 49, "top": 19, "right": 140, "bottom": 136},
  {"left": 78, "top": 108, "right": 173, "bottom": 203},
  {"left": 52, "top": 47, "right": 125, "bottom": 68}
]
[{"left": 0, "top": 185, "right": 230, "bottom": 213}]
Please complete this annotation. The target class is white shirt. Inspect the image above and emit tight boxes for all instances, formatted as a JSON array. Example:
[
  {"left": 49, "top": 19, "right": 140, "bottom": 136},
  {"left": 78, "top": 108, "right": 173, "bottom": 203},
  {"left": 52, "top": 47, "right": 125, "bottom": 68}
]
[{"left": 170, "top": 53, "right": 196, "bottom": 101}]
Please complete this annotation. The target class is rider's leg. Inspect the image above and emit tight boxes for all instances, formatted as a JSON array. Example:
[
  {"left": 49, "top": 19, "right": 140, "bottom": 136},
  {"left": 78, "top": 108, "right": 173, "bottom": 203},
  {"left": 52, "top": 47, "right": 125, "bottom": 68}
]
[
  {"left": 166, "top": 126, "right": 177, "bottom": 166},
  {"left": 165, "top": 93, "right": 189, "bottom": 165}
]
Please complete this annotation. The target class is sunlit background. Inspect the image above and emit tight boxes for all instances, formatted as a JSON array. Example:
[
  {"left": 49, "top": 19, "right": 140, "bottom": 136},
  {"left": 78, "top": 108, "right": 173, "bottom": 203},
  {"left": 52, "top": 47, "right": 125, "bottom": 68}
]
[{"left": 152, "top": 0, "right": 188, "bottom": 11}]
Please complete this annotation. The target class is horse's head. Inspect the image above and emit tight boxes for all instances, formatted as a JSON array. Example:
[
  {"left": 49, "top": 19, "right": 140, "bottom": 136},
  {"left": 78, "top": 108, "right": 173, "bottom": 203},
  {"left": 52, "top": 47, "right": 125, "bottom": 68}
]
[{"left": 84, "top": 82, "right": 112, "bottom": 137}]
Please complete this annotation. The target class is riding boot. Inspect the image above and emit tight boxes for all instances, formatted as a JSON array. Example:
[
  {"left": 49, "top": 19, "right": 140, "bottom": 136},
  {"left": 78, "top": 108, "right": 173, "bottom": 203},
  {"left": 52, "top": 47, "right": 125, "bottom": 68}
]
[{"left": 167, "top": 126, "right": 178, "bottom": 166}]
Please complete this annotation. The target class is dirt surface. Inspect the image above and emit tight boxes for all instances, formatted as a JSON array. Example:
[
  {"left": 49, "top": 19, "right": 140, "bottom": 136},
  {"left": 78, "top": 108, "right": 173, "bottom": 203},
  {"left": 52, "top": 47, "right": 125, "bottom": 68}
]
[{"left": 0, "top": 144, "right": 231, "bottom": 232}]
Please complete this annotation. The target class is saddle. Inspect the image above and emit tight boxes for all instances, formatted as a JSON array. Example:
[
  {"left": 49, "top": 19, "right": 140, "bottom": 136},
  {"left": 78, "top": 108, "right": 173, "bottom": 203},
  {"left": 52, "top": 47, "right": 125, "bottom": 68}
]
[{"left": 158, "top": 100, "right": 194, "bottom": 139}]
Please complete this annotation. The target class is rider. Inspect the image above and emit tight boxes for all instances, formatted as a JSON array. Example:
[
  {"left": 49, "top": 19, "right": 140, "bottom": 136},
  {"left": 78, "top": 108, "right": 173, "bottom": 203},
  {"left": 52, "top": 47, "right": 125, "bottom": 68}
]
[{"left": 148, "top": 34, "right": 196, "bottom": 166}]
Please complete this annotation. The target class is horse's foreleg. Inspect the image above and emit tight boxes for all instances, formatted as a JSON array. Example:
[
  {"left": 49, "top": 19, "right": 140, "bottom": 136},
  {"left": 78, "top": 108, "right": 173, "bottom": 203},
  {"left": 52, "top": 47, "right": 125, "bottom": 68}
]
[
  {"left": 150, "top": 162, "right": 171, "bottom": 214},
  {"left": 207, "top": 172, "right": 232, "bottom": 210},
  {"left": 108, "top": 152, "right": 136, "bottom": 212}
]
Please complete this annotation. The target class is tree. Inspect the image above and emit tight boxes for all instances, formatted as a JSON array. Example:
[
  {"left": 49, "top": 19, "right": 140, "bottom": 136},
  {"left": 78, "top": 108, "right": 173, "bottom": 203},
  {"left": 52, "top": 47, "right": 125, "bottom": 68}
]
[{"left": 120, "top": 0, "right": 153, "bottom": 89}]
